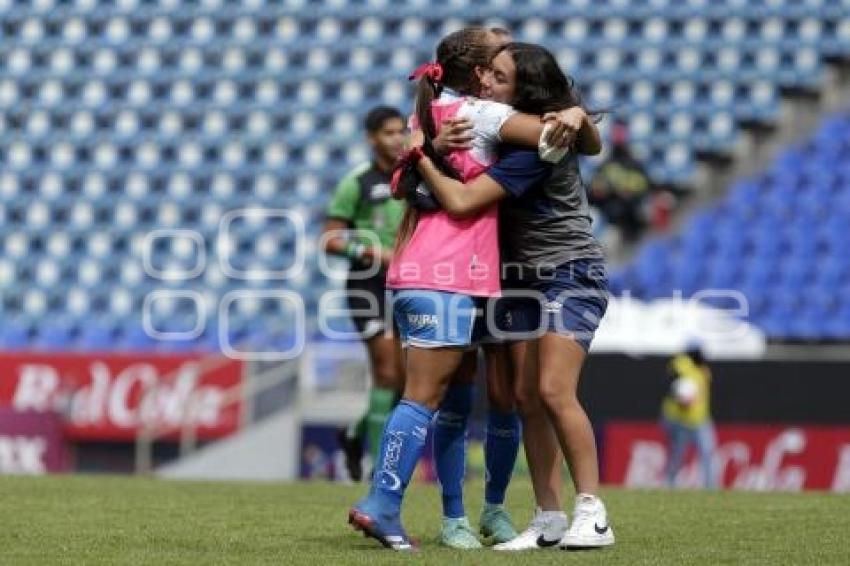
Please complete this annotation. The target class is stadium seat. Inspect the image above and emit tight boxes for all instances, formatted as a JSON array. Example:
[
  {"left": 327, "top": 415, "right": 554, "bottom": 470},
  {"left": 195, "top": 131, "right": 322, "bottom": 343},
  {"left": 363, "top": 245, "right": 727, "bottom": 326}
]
[
  {"left": 0, "top": 4, "right": 847, "bottom": 349},
  {"left": 617, "top": 111, "right": 850, "bottom": 341}
]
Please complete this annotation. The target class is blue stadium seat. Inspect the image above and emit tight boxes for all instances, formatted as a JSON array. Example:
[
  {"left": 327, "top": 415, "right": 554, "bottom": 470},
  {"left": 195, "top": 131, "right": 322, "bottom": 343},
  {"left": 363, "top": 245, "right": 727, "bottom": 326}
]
[
  {"left": 0, "top": 5, "right": 847, "bottom": 349},
  {"left": 617, "top": 111, "right": 850, "bottom": 341}
]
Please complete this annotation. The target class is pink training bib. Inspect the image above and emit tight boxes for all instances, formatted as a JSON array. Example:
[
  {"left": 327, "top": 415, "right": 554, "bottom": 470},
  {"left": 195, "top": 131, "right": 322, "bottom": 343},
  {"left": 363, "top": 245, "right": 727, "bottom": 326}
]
[{"left": 386, "top": 91, "right": 515, "bottom": 297}]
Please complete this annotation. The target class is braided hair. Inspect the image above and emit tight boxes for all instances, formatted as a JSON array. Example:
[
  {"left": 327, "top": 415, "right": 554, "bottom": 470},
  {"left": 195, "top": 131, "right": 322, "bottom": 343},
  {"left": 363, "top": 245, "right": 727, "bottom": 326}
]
[
  {"left": 395, "top": 27, "right": 495, "bottom": 252},
  {"left": 414, "top": 26, "right": 494, "bottom": 141}
]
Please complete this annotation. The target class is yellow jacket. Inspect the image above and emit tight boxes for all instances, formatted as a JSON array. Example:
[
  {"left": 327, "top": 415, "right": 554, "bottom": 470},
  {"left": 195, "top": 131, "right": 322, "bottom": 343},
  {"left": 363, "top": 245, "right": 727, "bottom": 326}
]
[{"left": 662, "top": 354, "right": 711, "bottom": 427}]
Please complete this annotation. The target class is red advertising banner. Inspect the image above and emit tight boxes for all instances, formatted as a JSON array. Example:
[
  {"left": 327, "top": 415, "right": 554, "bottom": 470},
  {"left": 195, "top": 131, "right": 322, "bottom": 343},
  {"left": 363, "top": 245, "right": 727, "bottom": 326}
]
[
  {"left": 0, "top": 354, "right": 243, "bottom": 441},
  {"left": 0, "top": 408, "right": 69, "bottom": 474},
  {"left": 604, "top": 421, "right": 850, "bottom": 492}
]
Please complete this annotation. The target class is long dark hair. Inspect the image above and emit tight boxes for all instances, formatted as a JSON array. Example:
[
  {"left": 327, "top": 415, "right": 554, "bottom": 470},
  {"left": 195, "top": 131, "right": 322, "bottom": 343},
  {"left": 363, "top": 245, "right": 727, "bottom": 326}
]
[{"left": 495, "top": 42, "right": 603, "bottom": 121}]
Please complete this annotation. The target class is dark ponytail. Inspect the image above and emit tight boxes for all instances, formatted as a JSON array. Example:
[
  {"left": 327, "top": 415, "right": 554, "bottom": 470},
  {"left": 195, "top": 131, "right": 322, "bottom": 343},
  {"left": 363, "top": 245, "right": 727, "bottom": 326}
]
[
  {"left": 395, "top": 207, "right": 419, "bottom": 253},
  {"left": 397, "top": 26, "right": 494, "bottom": 251},
  {"left": 414, "top": 74, "right": 440, "bottom": 141}
]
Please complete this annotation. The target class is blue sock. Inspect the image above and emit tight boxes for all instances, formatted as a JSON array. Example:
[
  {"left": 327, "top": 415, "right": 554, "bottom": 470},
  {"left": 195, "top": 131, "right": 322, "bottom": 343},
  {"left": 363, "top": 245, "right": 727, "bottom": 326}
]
[
  {"left": 434, "top": 382, "right": 473, "bottom": 519},
  {"left": 370, "top": 400, "right": 434, "bottom": 515},
  {"left": 484, "top": 409, "right": 520, "bottom": 505}
]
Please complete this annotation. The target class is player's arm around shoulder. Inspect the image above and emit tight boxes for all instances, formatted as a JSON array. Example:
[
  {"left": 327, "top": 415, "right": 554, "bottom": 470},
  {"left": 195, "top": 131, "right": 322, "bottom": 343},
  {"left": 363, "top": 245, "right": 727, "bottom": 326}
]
[{"left": 501, "top": 107, "right": 601, "bottom": 156}]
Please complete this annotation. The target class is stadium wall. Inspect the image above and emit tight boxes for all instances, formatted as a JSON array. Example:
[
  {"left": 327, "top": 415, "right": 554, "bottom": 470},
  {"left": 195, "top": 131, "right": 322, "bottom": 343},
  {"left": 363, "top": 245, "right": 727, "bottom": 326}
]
[
  {"left": 579, "top": 354, "right": 850, "bottom": 424},
  {"left": 579, "top": 355, "right": 850, "bottom": 491}
]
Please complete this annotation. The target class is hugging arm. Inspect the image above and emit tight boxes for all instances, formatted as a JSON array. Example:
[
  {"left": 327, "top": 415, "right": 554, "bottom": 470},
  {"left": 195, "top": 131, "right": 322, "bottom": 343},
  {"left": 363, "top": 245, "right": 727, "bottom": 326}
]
[
  {"left": 430, "top": 107, "right": 601, "bottom": 156},
  {"left": 416, "top": 157, "right": 509, "bottom": 218},
  {"left": 416, "top": 148, "right": 553, "bottom": 219},
  {"left": 499, "top": 107, "right": 601, "bottom": 155},
  {"left": 557, "top": 108, "right": 602, "bottom": 155}
]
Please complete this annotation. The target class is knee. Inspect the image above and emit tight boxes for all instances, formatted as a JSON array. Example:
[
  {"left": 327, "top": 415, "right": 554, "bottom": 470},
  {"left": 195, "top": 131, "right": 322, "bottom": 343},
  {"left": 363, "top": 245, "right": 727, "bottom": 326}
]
[
  {"left": 487, "top": 385, "right": 515, "bottom": 414},
  {"left": 538, "top": 374, "right": 580, "bottom": 413},
  {"left": 404, "top": 391, "right": 441, "bottom": 412},
  {"left": 403, "top": 380, "right": 444, "bottom": 411},
  {"left": 513, "top": 383, "right": 542, "bottom": 418}
]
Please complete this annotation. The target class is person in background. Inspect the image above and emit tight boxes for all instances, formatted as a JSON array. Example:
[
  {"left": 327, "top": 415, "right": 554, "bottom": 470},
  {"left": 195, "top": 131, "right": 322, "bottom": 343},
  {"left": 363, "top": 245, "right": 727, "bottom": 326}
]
[
  {"left": 322, "top": 106, "right": 407, "bottom": 482},
  {"left": 661, "top": 345, "right": 717, "bottom": 489},
  {"left": 588, "top": 120, "right": 653, "bottom": 248}
]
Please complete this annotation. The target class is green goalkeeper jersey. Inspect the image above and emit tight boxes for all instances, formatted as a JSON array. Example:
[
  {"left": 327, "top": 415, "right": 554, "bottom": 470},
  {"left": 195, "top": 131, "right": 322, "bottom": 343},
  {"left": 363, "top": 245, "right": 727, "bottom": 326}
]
[{"left": 326, "top": 162, "right": 406, "bottom": 250}]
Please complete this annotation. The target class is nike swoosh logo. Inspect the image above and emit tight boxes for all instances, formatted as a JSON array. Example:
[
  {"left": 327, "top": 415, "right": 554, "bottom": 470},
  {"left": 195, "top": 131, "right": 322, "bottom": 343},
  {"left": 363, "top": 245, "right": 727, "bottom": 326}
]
[
  {"left": 536, "top": 534, "right": 560, "bottom": 547},
  {"left": 594, "top": 523, "right": 609, "bottom": 534}
]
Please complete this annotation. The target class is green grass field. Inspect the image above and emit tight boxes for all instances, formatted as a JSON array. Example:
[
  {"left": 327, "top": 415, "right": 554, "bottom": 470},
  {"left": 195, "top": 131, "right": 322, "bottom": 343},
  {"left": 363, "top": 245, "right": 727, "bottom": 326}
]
[{"left": 2, "top": 475, "right": 849, "bottom": 565}]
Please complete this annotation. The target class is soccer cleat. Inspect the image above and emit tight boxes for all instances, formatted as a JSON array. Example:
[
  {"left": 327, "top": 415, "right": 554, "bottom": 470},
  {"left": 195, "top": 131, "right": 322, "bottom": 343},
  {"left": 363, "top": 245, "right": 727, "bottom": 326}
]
[
  {"left": 479, "top": 503, "right": 518, "bottom": 544},
  {"left": 439, "top": 517, "right": 483, "bottom": 550},
  {"left": 560, "top": 495, "right": 615, "bottom": 549},
  {"left": 348, "top": 502, "right": 417, "bottom": 551},
  {"left": 337, "top": 429, "right": 364, "bottom": 482},
  {"left": 492, "top": 508, "right": 568, "bottom": 551}
]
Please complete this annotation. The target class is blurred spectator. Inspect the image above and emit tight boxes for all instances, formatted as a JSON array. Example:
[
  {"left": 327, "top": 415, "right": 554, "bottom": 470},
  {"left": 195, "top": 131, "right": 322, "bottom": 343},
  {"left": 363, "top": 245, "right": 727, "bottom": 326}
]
[
  {"left": 660, "top": 345, "right": 717, "bottom": 489},
  {"left": 589, "top": 120, "right": 653, "bottom": 243}
]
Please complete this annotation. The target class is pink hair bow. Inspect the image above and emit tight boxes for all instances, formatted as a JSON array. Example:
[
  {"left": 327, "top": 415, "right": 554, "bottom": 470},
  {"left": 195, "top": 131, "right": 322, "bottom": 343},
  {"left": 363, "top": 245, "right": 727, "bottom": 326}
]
[{"left": 408, "top": 62, "right": 443, "bottom": 84}]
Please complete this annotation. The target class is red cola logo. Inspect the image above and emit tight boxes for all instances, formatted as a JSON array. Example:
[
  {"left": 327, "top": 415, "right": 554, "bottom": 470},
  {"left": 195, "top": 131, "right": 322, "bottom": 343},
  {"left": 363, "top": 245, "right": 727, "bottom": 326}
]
[
  {"left": 607, "top": 422, "right": 850, "bottom": 492},
  {"left": 12, "top": 361, "right": 226, "bottom": 431},
  {"left": 625, "top": 429, "right": 806, "bottom": 490}
]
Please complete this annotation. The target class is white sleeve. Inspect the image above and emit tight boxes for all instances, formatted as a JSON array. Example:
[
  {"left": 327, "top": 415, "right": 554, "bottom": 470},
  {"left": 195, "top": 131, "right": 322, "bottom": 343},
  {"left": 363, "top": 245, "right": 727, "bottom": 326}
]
[{"left": 465, "top": 100, "right": 516, "bottom": 145}]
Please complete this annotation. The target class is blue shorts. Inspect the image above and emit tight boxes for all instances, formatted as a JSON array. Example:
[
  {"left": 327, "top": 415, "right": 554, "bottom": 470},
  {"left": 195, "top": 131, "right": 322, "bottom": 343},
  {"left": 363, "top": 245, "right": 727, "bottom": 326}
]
[
  {"left": 393, "top": 289, "right": 486, "bottom": 349},
  {"left": 489, "top": 258, "right": 609, "bottom": 351}
]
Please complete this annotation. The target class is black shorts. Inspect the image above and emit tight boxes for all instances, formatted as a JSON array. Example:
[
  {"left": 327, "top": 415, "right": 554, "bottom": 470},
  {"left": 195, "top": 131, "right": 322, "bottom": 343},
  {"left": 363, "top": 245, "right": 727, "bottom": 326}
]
[{"left": 346, "top": 271, "right": 391, "bottom": 339}]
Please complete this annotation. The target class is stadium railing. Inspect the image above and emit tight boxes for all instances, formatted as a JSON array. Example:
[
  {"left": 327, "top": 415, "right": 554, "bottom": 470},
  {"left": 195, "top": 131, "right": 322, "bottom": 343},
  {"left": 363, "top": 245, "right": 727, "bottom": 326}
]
[{"left": 133, "top": 345, "right": 300, "bottom": 475}]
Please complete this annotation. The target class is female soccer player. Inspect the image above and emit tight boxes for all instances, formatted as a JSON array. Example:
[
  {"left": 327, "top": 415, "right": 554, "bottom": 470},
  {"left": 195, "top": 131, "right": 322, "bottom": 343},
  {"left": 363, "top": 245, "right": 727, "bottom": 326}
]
[
  {"left": 322, "top": 106, "right": 407, "bottom": 481},
  {"left": 426, "top": 43, "right": 604, "bottom": 551},
  {"left": 347, "top": 27, "right": 579, "bottom": 551},
  {"left": 416, "top": 42, "right": 615, "bottom": 551}
]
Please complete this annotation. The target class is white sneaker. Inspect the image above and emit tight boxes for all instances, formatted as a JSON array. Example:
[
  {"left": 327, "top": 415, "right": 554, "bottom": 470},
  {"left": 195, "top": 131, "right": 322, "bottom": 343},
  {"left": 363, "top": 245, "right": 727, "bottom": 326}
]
[
  {"left": 492, "top": 507, "right": 568, "bottom": 551},
  {"left": 560, "top": 494, "right": 615, "bottom": 549}
]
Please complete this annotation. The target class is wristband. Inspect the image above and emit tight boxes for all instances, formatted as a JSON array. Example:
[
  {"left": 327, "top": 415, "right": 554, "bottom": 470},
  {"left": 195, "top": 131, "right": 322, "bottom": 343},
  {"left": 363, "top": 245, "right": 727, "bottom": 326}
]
[
  {"left": 344, "top": 241, "right": 367, "bottom": 261},
  {"left": 397, "top": 145, "right": 425, "bottom": 168}
]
